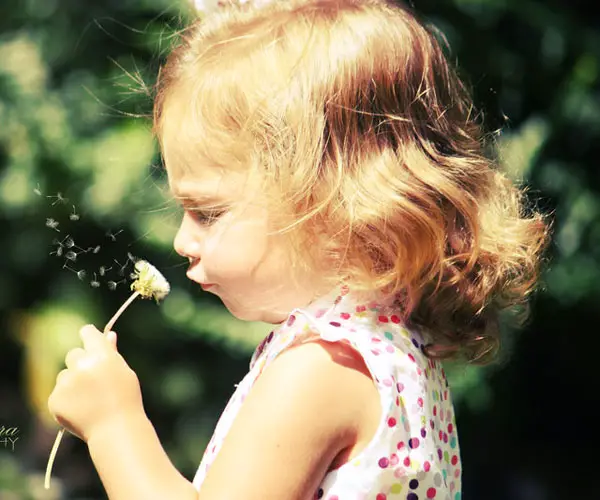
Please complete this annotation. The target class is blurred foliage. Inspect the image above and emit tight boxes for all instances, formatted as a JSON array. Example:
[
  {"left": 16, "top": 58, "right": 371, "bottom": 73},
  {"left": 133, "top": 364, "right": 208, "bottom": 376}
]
[{"left": 0, "top": 0, "right": 598, "bottom": 498}]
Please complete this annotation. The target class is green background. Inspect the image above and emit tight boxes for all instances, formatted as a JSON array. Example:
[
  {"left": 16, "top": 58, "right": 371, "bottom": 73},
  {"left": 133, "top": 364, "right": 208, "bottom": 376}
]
[{"left": 1, "top": 0, "right": 598, "bottom": 498}]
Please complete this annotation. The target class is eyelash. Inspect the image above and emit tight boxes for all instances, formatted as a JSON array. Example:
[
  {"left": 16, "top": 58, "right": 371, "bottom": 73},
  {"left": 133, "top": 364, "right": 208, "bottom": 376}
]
[{"left": 188, "top": 209, "right": 226, "bottom": 226}]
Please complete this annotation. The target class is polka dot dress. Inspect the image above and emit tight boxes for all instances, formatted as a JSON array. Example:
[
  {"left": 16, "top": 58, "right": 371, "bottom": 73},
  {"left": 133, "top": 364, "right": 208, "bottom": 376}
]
[{"left": 192, "top": 286, "right": 462, "bottom": 499}]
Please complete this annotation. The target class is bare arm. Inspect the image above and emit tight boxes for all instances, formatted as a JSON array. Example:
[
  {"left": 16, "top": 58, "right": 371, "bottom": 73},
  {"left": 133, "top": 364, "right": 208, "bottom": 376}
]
[
  {"left": 87, "top": 413, "right": 198, "bottom": 500},
  {"left": 196, "top": 338, "right": 380, "bottom": 500},
  {"left": 86, "top": 338, "right": 380, "bottom": 500}
]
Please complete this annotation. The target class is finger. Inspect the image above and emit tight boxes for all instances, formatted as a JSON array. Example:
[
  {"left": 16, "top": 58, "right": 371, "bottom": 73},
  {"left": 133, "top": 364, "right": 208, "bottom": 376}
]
[
  {"left": 106, "top": 330, "right": 118, "bottom": 350},
  {"left": 80, "top": 324, "right": 110, "bottom": 353},
  {"left": 65, "top": 347, "right": 87, "bottom": 369},
  {"left": 55, "top": 368, "right": 70, "bottom": 386}
]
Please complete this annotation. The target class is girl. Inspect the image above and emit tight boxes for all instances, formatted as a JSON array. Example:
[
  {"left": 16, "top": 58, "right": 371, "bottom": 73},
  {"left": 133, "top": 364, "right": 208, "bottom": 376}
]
[{"left": 48, "top": 0, "right": 549, "bottom": 499}]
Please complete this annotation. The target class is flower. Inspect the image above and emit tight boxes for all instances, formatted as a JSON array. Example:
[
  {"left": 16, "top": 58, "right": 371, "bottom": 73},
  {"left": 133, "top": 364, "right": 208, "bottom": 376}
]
[
  {"left": 45, "top": 259, "right": 170, "bottom": 490},
  {"left": 130, "top": 259, "right": 170, "bottom": 302}
]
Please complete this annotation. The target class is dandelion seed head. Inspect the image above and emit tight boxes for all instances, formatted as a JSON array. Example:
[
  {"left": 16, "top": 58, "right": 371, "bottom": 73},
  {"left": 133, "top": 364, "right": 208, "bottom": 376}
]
[{"left": 130, "top": 260, "right": 170, "bottom": 301}]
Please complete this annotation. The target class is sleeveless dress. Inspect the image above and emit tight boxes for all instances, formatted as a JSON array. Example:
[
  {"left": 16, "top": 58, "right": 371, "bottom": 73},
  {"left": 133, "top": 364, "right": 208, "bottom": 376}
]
[{"left": 192, "top": 285, "right": 462, "bottom": 500}]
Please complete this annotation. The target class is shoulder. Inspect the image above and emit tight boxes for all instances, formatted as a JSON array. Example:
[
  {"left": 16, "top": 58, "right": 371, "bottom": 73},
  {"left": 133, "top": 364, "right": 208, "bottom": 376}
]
[
  {"left": 255, "top": 336, "right": 380, "bottom": 440},
  {"left": 196, "top": 337, "right": 381, "bottom": 499}
]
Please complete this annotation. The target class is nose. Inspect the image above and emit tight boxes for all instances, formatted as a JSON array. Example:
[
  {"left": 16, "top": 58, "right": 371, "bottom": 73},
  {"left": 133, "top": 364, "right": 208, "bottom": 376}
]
[{"left": 173, "top": 212, "right": 202, "bottom": 261}]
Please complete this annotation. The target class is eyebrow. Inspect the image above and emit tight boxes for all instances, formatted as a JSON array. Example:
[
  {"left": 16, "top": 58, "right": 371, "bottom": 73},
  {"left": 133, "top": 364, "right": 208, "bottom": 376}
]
[{"left": 173, "top": 191, "right": 227, "bottom": 208}]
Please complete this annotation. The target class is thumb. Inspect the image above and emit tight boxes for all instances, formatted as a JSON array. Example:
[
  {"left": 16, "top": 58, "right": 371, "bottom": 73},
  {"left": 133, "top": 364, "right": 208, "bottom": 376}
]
[{"left": 106, "top": 330, "right": 118, "bottom": 350}]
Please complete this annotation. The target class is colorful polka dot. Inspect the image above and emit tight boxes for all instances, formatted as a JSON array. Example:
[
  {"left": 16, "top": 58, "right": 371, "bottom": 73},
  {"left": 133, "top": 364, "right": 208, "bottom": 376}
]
[
  {"left": 391, "top": 483, "right": 403, "bottom": 494},
  {"left": 408, "top": 437, "right": 420, "bottom": 449},
  {"left": 205, "top": 287, "right": 461, "bottom": 500}
]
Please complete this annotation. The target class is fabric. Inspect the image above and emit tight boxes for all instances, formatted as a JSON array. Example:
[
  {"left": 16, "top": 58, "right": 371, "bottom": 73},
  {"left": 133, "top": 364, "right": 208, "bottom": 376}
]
[{"left": 192, "top": 285, "right": 462, "bottom": 500}]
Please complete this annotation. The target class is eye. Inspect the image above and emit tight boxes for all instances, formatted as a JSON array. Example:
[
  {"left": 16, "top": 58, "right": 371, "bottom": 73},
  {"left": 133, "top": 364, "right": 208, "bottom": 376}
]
[{"left": 188, "top": 208, "right": 226, "bottom": 226}]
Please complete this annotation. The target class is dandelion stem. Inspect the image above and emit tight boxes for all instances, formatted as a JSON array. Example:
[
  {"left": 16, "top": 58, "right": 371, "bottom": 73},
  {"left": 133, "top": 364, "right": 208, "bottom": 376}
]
[
  {"left": 45, "top": 260, "right": 169, "bottom": 490},
  {"left": 44, "top": 290, "right": 141, "bottom": 490},
  {"left": 44, "top": 429, "right": 65, "bottom": 490},
  {"left": 105, "top": 291, "right": 141, "bottom": 333}
]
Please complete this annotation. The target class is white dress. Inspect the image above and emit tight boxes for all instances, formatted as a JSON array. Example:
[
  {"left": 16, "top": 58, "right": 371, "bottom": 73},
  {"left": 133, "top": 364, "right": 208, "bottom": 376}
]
[{"left": 192, "top": 285, "right": 462, "bottom": 500}]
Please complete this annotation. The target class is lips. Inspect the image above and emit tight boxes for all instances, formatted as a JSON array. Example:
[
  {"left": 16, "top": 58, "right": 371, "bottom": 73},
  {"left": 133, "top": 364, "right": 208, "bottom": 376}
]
[{"left": 186, "top": 268, "right": 213, "bottom": 289}]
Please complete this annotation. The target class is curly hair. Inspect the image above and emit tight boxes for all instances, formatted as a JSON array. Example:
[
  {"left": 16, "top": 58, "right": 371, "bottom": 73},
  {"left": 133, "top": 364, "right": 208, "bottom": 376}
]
[{"left": 153, "top": 0, "right": 550, "bottom": 364}]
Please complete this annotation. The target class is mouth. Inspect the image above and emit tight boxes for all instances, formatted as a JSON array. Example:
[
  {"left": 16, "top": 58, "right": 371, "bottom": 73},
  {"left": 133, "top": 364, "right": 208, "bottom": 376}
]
[{"left": 200, "top": 283, "right": 214, "bottom": 291}]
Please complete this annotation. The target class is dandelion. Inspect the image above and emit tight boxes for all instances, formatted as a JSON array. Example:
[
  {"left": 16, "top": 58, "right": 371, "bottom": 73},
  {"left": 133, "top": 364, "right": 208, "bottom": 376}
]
[
  {"left": 64, "top": 251, "right": 77, "bottom": 262},
  {"left": 49, "top": 244, "right": 63, "bottom": 257},
  {"left": 98, "top": 265, "right": 111, "bottom": 277},
  {"left": 45, "top": 218, "right": 60, "bottom": 232},
  {"left": 76, "top": 270, "right": 86, "bottom": 281},
  {"left": 34, "top": 184, "right": 42, "bottom": 196},
  {"left": 47, "top": 192, "right": 68, "bottom": 206},
  {"left": 69, "top": 206, "right": 80, "bottom": 221},
  {"left": 90, "top": 273, "right": 100, "bottom": 288},
  {"left": 44, "top": 259, "right": 170, "bottom": 490},
  {"left": 106, "top": 229, "right": 123, "bottom": 242},
  {"left": 114, "top": 258, "right": 128, "bottom": 276}
]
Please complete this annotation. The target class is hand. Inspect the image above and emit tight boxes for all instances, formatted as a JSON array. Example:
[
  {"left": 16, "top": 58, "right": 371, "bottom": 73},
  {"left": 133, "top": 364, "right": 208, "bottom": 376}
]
[{"left": 48, "top": 325, "right": 145, "bottom": 443}]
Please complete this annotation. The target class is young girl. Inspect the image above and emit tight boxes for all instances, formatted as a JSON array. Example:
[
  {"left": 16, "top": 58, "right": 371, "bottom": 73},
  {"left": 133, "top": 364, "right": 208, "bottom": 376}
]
[{"left": 48, "top": 0, "right": 549, "bottom": 499}]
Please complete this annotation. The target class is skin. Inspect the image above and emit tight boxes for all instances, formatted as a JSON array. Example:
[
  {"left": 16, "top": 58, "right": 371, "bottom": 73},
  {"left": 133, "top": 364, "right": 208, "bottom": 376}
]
[
  {"left": 169, "top": 165, "right": 331, "bottom": 324},
  {"left": 47, "top": 141, "right": 382, "bottom": 500}
]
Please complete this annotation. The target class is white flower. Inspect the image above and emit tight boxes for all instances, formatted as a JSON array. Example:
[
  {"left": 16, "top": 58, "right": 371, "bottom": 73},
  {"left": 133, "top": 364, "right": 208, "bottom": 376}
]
[{"left": 130, "top": 260, "right": 170, "bottom": 302}]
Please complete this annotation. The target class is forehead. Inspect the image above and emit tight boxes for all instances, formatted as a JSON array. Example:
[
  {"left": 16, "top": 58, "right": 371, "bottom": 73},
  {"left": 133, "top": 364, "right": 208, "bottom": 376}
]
[
  {"left": 159, "top": 97, "right": 260, "bottom": 203},
  {"left": 168, "top": 168, "right": 250, "bottom": 202}
]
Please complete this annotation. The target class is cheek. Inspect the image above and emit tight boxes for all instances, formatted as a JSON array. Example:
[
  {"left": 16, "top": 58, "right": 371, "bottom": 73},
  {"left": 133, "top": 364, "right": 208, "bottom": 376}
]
[{"left": 202, "top": 219, "right": 272, "bottom": 278}]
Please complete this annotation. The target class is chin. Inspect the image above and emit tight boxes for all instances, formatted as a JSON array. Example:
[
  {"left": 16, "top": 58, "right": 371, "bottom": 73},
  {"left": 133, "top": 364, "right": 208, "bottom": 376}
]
[{"left": 222, "top": 299, "right": 289, "bottom": 324}]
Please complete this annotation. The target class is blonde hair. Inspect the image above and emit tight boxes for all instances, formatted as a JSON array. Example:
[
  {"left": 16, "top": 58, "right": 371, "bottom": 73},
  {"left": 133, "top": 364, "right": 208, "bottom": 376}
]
[{"left": 153, "top": 0, "right": 550, "bottom": 364}]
